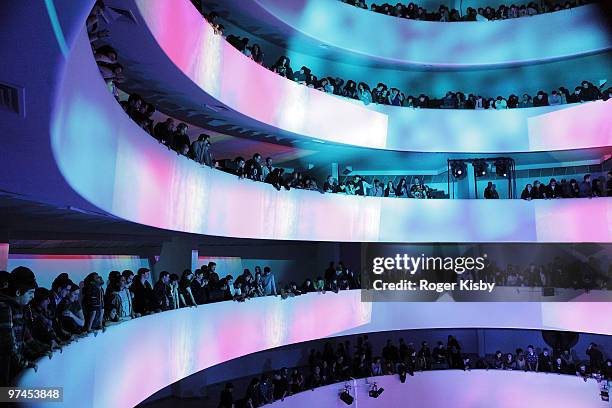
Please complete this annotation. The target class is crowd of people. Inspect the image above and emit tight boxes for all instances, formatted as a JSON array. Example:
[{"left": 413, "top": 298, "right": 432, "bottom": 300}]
[
  {"left": 342, "top": 0, "right": 597, "bottom": 21},
  {"left": 89, "top": 2, "right": 611, "bottom": 202},
  {"left": 0, "top": 261, "right": 359, "bottom": 386},
  {"left": 201, "top": 5, "right": 612, "bottom": 111},
  {"left": 463, "top": 256, "right": 610, "bottom": 290},
  {"left": 218, "top": 333, "right": 612, "bottom": 407},
  {"left": 518, "top": 174, "right": 612, "bottom": 200}
]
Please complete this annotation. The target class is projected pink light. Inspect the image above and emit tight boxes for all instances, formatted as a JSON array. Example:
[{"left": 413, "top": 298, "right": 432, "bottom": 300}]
[
  {"left": 15, "top": 292, "right": 611, "bottom": 408},
  {"left": 528, "top": 99, "right": 612, "bottom": 151},
  {"left": 268, "top": 372, "right": 606, "bottom": 408},
  {"left": 51, "top": 28, "right": 612, "bottom": 243},
  {"left": 134, "top": 0, "right": 388, "bottom": 149}
]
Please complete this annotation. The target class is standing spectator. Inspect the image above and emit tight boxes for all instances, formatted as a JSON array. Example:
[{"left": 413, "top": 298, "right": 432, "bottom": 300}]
[
  {"left": 168, "top": 274, "right": 181, "bottom": 309},
  {"left": 261, "top": 157, "right": 274, "bottom": 181},
  {"left": 218, "top": 382, "right": 234, "bottom": 408},
  {"left": 587, "top": 343, "right": 604, "bottom": 372},
  {"left": 547, "top": 178, "right": 562, "bottom": 198},
  {"left": 245, "top": 153, "right": 263, "bottom": 181},
  {"left": 357, "top": 83, "right": 372, "bottom": 105},
  {"left": 153, "top": 271, "right": 172, "bottom": 311},
  {"left": 533, "top": 91, "right": 549, "bottom": 107},
  {"left": 525, "top": 345, "right": 538, "bottom": 372},
  {"left": 484, "top": 182, "right": 499, "bottom": 199},
  {"left": 131, "top": 268, "right": 157, "bottom": 315},
  {"left": 191, "top": 134, "right": 213, "bottom": 167},
  {"left": 172, "top": 123, "right": 190, "bottom": 153},
  {"left": 494, "top": 96, "right": 508, "bottom": 109},
  {"left": 154, "top": 118, "right": 175, "bottom": 147},
  {"left": 82, "top": 273, "right": 104, "bottom": 331},
  {"left": 548, "top": 90, "right": 563, "bottom": 105},
  {"left": 579, "top": 174, "right": 593, "bottom": 197},
  {"left": 261, "top": 267, "right": 277, "bottom": 296},
  {"left": 0, "top": 267, "right": 45, "bottom": 386},
  {"left": 539, "top": 348, "right": 553, "bottom": 372}
]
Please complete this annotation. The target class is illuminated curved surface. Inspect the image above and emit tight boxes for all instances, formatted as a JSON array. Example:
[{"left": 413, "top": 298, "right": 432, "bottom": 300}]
[
  {"left": 16, "top": 291, "right": 612, "bottom": 407},
  {"left": 254, "top": 0, "right": 611, "bottom": 68},
  {"left": 131, "top": 0, "right": 612, "bottom": 152},
  {"left": 134, "top": 0, "right": 388, "bottom": 149},
  {"left": 50, "top": 30, "right": 612, "bottom": 243},
  {"left": 269, "top": 372, "right": 608, "bottom": 408}
]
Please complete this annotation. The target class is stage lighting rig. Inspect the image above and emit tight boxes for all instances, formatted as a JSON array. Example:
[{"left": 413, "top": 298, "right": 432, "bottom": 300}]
[
  {"left": 368, "top": 383, "right": 385, "bottom": 398},
  {"left": 494, "top": 158, "right": 509, "bottom": 177},
  {"left": 339, "top": 384, "right": 354, "bottom": 405},
  {"left": 473, "top": 160, "right": 488, "bottom": 177},
  {"left": 450, "top": 160, "right": 467, "bottom": 180}
]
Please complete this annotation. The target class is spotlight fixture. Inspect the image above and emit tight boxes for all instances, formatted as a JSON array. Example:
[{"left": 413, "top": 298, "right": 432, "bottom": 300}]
[
  {"left": 494, "top": 158, "right": 509, "bottom": 177},
  {"left": 473, "top": 160, "right": 488, "bottom": 177},
  {"left": 450, "top": 160, "right": 467, "bottom": 180},
  {"left": 340, "top": 384, "right": 354, "bottom": 405},
  {"left": 369, "top": 384, "right": 385, "bottom": 398}
]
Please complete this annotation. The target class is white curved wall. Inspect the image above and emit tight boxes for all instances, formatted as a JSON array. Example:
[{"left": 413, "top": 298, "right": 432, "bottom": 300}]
[
  {"left": 16, "top": 291, "right": 612, "bottom": 408},
  {"left": 50, "top": 29, "right": 612, "bottom": 242},
  {"left": 133, "top": 0, "right": 612, "bottom": 153},
  {"left": 365, "top": 99, "right": 612, "bottom": 153},
  {"left": 256, "top": 0, "right": 611, "bottom": 67},
  {"left": 269, "top": 372, "right": 608, "bottom": 408}
]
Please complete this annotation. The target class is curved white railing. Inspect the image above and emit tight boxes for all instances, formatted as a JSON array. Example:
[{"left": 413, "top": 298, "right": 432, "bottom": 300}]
[
  {"left": 16, "top": 290, "right": 612, "bottom": 407},
  {"left": 268, "top": 371, "right": 608, "bottom": 408},
  {"left": 50, "top": 28, "right": 612, "bottom": 243},
  {"left": 131, "top": 0, "right": 612, "bottom": 152},
  {"left": 255, "top": 0, "right": 612, "bottom": 67}
]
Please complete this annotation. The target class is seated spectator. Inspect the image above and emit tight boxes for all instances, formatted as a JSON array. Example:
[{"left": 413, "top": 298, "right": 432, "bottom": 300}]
[
  {"left": 525, "top": 345, "right": 538, "bottom": 371},
  {"left": 261, "top": 157, "right": 274, "bottom": 181},
  {"left": 384, "top": 181, "right": 396, "bottom": 197}
]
